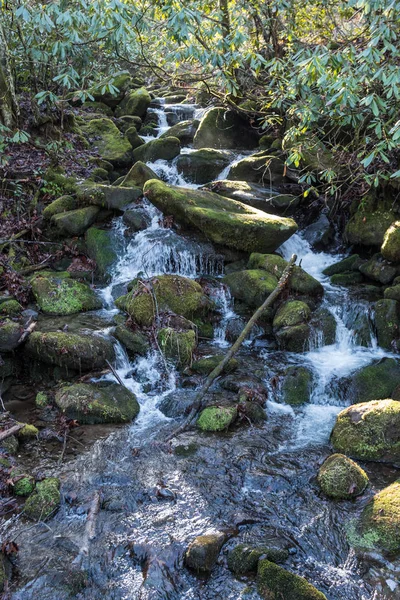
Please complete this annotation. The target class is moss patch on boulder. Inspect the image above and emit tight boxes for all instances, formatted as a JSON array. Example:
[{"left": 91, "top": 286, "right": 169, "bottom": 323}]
[
  {"left": 31, "top": 273, "right": 101, "bottom": 315},
  {"left": 51, "top": 205, "right": 100, "bottom": 237},
  {"left": 79, "top": 183, "right": 142, "bottom": 210},
  {"left": 0, "top": 320, "right": 23, "bottom": 352},
  {"left": 115, "top": 87, "right": 151, "bottom": 118},
  {"left": 159, "top": 119, "right": 199, "bottom": 144},
  {"left": 317, "top": 453, "right": 368, "bottom": 499},
  {"left": 374, "top": 299, "right": 400, "bottom": 350},
  {"left": 185, "top": 532, "right": 226, "bottom": 572},
  {"left": 273, "top": 301, "right": 311, "bottom": 329},
  {"left": 228, "top": 151, "right": 286, "bottom": 185},
  {"left": 43, "top": 195, "right": 78, "bottom": 219},
  {"left": 197, "top": 405, "right": 237, "bottom": 431},
  {"left": 24, "top": 477, "right": 60, "bottom": 521},
  {"left": 85, "top": 227, "right": 117, "bottom": 278},
  {"left": 55, "top": 382, "right": 139, "bottom": 424},
  {"left": 331, "top": 399, "right": 400, "bottom": 463},
  {"left": 81, "top": 118, "right": 132, "bottom": 167},
  {"left": 345, "top": 196, "right": 397, "bottom": 247},
  {"left": 348, "top": 358, "right": 400, "bottom": 403},
  {"left": 144, "top": 180, "right": 298, "bottom": 254},
  {"left": 257, "top": 560, "right": 327, "bottom": 600},
  {"left": 0, "top": 299, "right": 22, "bottom": 317},
  {"left": 191, "top": 355, "right": 238, "bottom": 375},
  {"left": 323, "top": 254, "right": 364, "bottom": 276},
  {"left": 223, "top": 270, "right": 278, "bottom": 308},
  {"left": 121, "top": 161, "right": 159, "bottom": 189},
  {"left": 114, "top": 325, "right": 149, "bottom": 356},
  {"left": 132, "top": 136, "right": 180, "bottom": 162},
  {"left": 228, "top": 544, "right": 288, "bottom": 576}
]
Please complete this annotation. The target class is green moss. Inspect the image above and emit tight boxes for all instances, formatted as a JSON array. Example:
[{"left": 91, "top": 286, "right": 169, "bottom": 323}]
[
  {"left": 273, "top": 300, "right": 311, "bottom": 330},
  {"left": 125, "top": 126, "right": 144, "bottom": 150},
  {"left": 345, "top": 195, "right": 396, "bottom": 247},
  {"left": 322, "top": 254, "right": 363, "bottom": 276},
  {"left": 55, "top": 382, "right": 140, "bottom": 424},
  {"left": 349, "top": 358, "right": 400, "bottom": 403},
  {"left": 317, "top": 453, "right": 368, "bottom": 499},
  {"left": 24, "top": 477, "right": 60, "bottom": 521},
  {"left": 374, "top": 299, "right": 400, "bottom": 350},
  {"left": 143, "top": 180, "right": 298, "bottom": 254},
  {"left": 132, "top": 136, "right": 181, "bottom": 163},
  {"left": 282, "top": 366, "right": 313, "bottom": 405},
  {"left": 197, "top": 405, "right": 237, "bottom": 431},
  {"left": 228, "top": 151, "right": 286, "bottom": 185},
  {"left": 223, "top": 270, "right": 278, "bottom": 308},
  {"left": 78, "top": 183, "right": 141, "bottom": 210},
  {"left": 13, "top": 475, "right": 36, "bottom": 497},
  {"left": 248, "top": 253, "right": 324, "bottom": 297},
  {"left": 191, "top": 355, "right": 238, "bottom": 375},
  {"left": 331, "top": 399, "right": 400, "bottom": 463},
  {"left": 81, "top": 118, "right": 132, "bottom": 166},
  {"left": 85, "top": 227, "right": 117, "bottom": 278},
  {"left": 158, "top": 328, "right": 196, "bottom": 367},
  {"left": 0, "top": 299, "right": 22, "bottom": 317},
  {"left": 17, "top": 424, "right": 39, "bottom": 438},
  {"left": 35, "top": 391, "right": 49, "bottom": 408},
  {"left": 381, "top": 221, "right": 400, "bottom": 263},
  {"left": 185, "top": 533, "right": 225, "bottom": 572},
  {"left": 31, "top": 274, "right": 101, "bottom": 315},
  {"left": 51, "top": 205, "right": 100, "bottom": 236},
  {"left": 359, "top": 254, "right": 396, "bottom": 285},
  {"left": 115, "top": 87, "right": 151, "bottom": 118},
  {"left": 44, "top": 168, "right": 78, "bottom": 195},
  {"left": 350, "top": 480, "right": 400, "bottom": 555},
  {"left": 114, "top": 325, "right": 149, "bottom": 356},
  {"left": 310, "top": 308, "right": 337, "bottom": 344},
  {"left": 43, "top": 195, "right": 78, "bottom": 219},
  {"left": 275, "top": 323, "right": 311, "bottom": 353},
  {"left": 193, "top": 107, "right": 258, "bottom": 149},
  {"left": 121, "top": 161, "right": 159, "bottom": 189},
  {"left": 193, "top": 319, "right": 214, "bottom": 339},
  {"left": 82, "top": 100, "right": 113, "bottom": 115},
  {"left": 330, "top": 272, "right": 364, "bottom": 286},
  {"left": 228, "top": 544, "right": 288, "bottom": 576},
  {"left": 257, "top": 560, "right": 327, "bottom": 600}
]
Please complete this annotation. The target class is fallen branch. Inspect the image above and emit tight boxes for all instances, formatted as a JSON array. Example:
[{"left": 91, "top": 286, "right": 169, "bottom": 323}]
[
  {"left": 17, "top": 320, "right": 36, "bottom": 344},
  {"left": 0, "top": 423, "right": 24, "bottom": 443},
  {"left": 166, "top": 253, "right": 297, "bottom": 441},
  {"left": 72, "top": 491, "right": 101, "bottom": 570},
  {"left": 106, "top": 359, "right": 125, "bottom": 387}
]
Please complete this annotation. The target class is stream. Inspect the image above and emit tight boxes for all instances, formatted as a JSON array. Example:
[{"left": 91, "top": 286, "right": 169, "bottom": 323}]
[{"left": 6, "top": 100, "right": 400, "bottom": 599}]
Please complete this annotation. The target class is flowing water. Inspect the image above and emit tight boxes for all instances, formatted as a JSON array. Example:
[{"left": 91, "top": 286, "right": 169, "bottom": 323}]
[{"left": 7, "top": 102, "right": 400, "bottom": 600}]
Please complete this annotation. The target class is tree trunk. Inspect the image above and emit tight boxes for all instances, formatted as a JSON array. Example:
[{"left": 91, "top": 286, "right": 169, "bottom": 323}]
[
  {"left": 219, "top": 0, "right": 231, "bottom": 38},
  {"left": 0, "top": 20, "right": 18, "bottom": 129}
]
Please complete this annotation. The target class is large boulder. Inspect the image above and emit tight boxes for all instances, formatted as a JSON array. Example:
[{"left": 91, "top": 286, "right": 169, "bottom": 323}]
[
  {"left": 144, "top": 180, "right": 298, "bottom": 254},
  {"left": 273, "top": 301, "right": 311, "bottom": 330},
  {"left": 381, "top": 221, "right": 400, "bottom": 263},
  {"left": 81, "top": 118, "right": 132, "bottom": 167},
  {"left": 176, "top": 149, "right": 232, "bottom": 184},
  {"left": 317, "top": 453, "right": 368, "bottom": 499},
  {"left": 350, "top": 481, "right": 400, "bottom": 555},
  {"left": 345, "top": 195, "right": 397, "bottom": 247},
  {"left": 85, "top": 227, "right": 117, "bottom": 278},
  {"left": 120, "top": 161, "right": 159, "bottom": 189},
  {"left": 116, "top": 275, "right": 209, "bottom": 327},
  {"left": 374, "top": 299, "right": 400, "bottom": 350},
  {"left": 115, "top": 87, "right": 151, "bottom": 118},
  {"left": 322, "top": 254, "right": 364, "bottom": 276},
  {"left": 191, "top": 355, "right": 238, "bottom": 375},
  {"left": 185, "top": 532, "right": 226, "bottom": 572},
  {"left": 331, "top": 399, "right": 400, "bottom": 463},
  {"left": 159, "top": 119, "right": 199, "bottom": 145},
  {"left": 359, "top": 254, "right": 397, "bottom": 285},
  {"left": 30, "top": 273, "right": 101, "bottom": 315},
  {"left": 125, "top": 126, "right": 144, "bottom": 150},
  {"left": 78, "top": 183, "right": 142, "bottom": 211},
  {"left": 51, "top": 205, "right": 100, "bottom": 237},
  {"left": 257, "top": 560, "right": 327, "bottom": 600},
  {"left": 348, "top": 358, "right": 400, "bottom": 403},
  {"left": 223, "top": 269, "right": 278, "bottom": 308},
  {"left": 55, "top": 382, "right": 139, "bottom": 424},
  {"left": 43, "top": 195, "right": 78, "bottom": 219},
  {"left": 25, "top": 331, "right": 115, "bottom": 371},
  {"left": 0, "top": 320, "right": 22, "bottom": 352},
  {"left": 228, "top": 151, "right": 287, "bottom": 185},
  {"left": 193, "top": 107, "right": 257, "bottom": 150},
  {"left": 132, "top": 137, "right": 180, "bottom": 163},
  {"left": 207, "top": 180, "right": 299, "bottom": 213}
]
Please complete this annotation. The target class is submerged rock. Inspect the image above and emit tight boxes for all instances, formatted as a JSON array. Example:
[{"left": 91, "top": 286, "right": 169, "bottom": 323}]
[
  {"left": 25, "top": 331, "right": 115, "bottom": 371},
  {"left": 348, "top": 358, "right": 400, "bottom": 403},
  {"left": 317, "top": 453, "right": 368, "bottom": 499},
  {"left": 193, "top": 107, "right": 258, "bottom": 149},
  {"left": 132, "top": 136, "right": 180, "bottom": 162},
  {"left": 31, "top": 273, "right": 101, "bottom": 315},
  {"left": 176, "top": 149, "right": 232, "bottom": 184},
  {"left": 331, "top": 399, "right": 400, "bottom": 463},
  {"left": 281, "top": 366, "right": 313, "bottom": 405},
  {"left": 24, "top": 477, "right": 60, "bottom": 521},
  {"left": 350, "top": 480, "right": 400, "bottom": 555},
  {"left": 381, "top": 221, "right": 400, "bottom": 263},
  {"left": 144, "top": 180, "right": 297, "bottom": 254},
  {"left": 197, "top": 405, "right": 237, "bottom": 431},
  {"left": 55, "top": 382, "right": 139, "bottom": 424},
  {"left": 228, "top": 544, "right": 288, "bottom": 576},
  {"left": 158, "top": 327, "right": 196, "bottom": 367},
  {"left": 81, "top": 118, "right": 132, "bottom": 166},
  {"left": 257, "top": 560, "right": 327, "bottom": 600},
  {"left": 185, "top": 532, "right": 226, "bottom": 572}
]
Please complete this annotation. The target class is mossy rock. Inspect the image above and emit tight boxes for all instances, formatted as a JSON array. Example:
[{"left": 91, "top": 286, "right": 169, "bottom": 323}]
[
  {"left": 81, "top": 118, "right": 132, "bottom": 167},
  {"left": 257, "top": 560, "right": 327, "bottom": 600},
  {"left": 120, "top": 161, "right": 159, "bottom": 189},
  {"left": 331, "top": 399, "right": 400, "bottom": 463},
  {"left": 345, "top": 195, "right": 397, "bottom": 247},
  {"left": 384, "top": 284, "right": 400, "bottom": 302},
  {"left": 12, "top": 473, "right": 36, "bottom": 497},
  {"left": 381, "top": 221, "right": 400, "bottom": 263},
  {"left": 228, "top": 544, "right": 288, "bottom": 576},
  {"left": 114, "top": 325, "right": 149, "bottom": 356},
  {"left": 191, "top": 355, "right": 238, "bottom": 375},
  {"left": 122, "top": 207, "right": 150, "bottom": 231},
  {"left": 193, "top": 107, "right": 258, "bottom": 149},
  {"left": 159, "top": 119, "right": 199, "bottom": 144},
  {"left": 24, "top": 477, "right": 60, "bottom": 521},
  {"left": 248, "top": 253, "right": 324, "bottom": 297},
  {"left": 374, "top": 299, "right": 400, "bottom": 350},
  {"left": 275, "top": 324, "right": 311, "bottom": 353},
  {"left": 17, "top": 424, "right": 39, "bottom": 438},
  {"left": 348, "top": 358, "right": 400, "bottom": 403},
  {"left": 85, "top": 227, "right": 117, "bottom": 278},
  {"left": 223, "top": 270, "right": 278, "bottom": 308},
  {"left": 0, "top": 299, "right": 22, "bottom": 317},
  {"left": 43, "top": 195, "right": 78, "bottom": 219},
  {"left": 350, "top": 480, "right": 400, "bottom": 555},
  {"left": 35, "top": 391, "right": 49, "bottom": 408},
  {"left": 25, "top": 331, "right": 115, "bottom": 371},
  {"left": 210, "top": 180, "right": 299, "bottom": 214},
  {"left": 158, "top": 327, "right": 196, "bottom": 367},
  {"left": 0, "top": 319, "right": 23, "bottom": 353},
  {"left": 330, "top": 272, "right": 364, "bottom": 286},
  {"left": 144, "top": 180, "right": 298, "bottom": 255},
  {"left": 31, "top": 274, "right": 101, "bottom": 315},
  {"left": 228, "top": 151, "right": 286, "bottom": 185},
  {"left": 197, "top": 405, "right": 237, "bottom": 431},
  {"left": 273, "top": 301, "right": 311, "bottom": 330},
  {"left": 51, "top": 205, "right": 100, "bottom": 237},
  {"left": 281, "top": 366, "right": 313, "bottom": 405},
  {"left": 115, "top": 87, "right": 151, "bottom": 118},
  {"left": 359, "top": 254, "right": 397, "bottom": 285},
  {"left": 55, "top": 382, "right": 139, "bottom": 424},
  {"left": 78, "top": 183, "right": 142, "bottom": 211},
  {"left": 185, "top": 532, "right": 226, "bottom": 572},
  {"left": 317, "top": 453, "right": 368, "bottom": 499},
  {"left": 81, "top": 100, "right": 113, "bottom": 115},
  {"left": 176, "top": 149, "right": 232, "bottom": 184},
  {"left": 93, "top": 72, "right": 133, "bottom": 108},
  {"left": 125, "top": 126, "right": 145, "bottom": 149},
  {"left": 323, "top": 254, "right": 363, "bottom": 276},
  {"left": 132, "top": 136, "right": 181, "bottom": 163},
  {"left": 120, "top": 275, "right": 208, "bottom": 327},
  {"left": 310, "top": 308, "right": 336, "bottom": 345},
  {"left": 43, "top": 168, "right": 78, "bottom": 195},
  {"left": 116, "top": 115, "right": 142, "bottom": 132}
]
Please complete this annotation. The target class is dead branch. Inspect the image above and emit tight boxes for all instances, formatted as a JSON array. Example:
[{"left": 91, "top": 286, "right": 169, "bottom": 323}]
[
  {"left": 17, "top": 320, "right": 36, "bottom": 345},
  {"left": 72, "top": 491, "right": 101, "bottom": 570},
  {"left": 106, "top": 359, "right": 125, "bottom": 387},
  {"left": 0, "top": 423, "right": 24, "bottom": 443}
]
